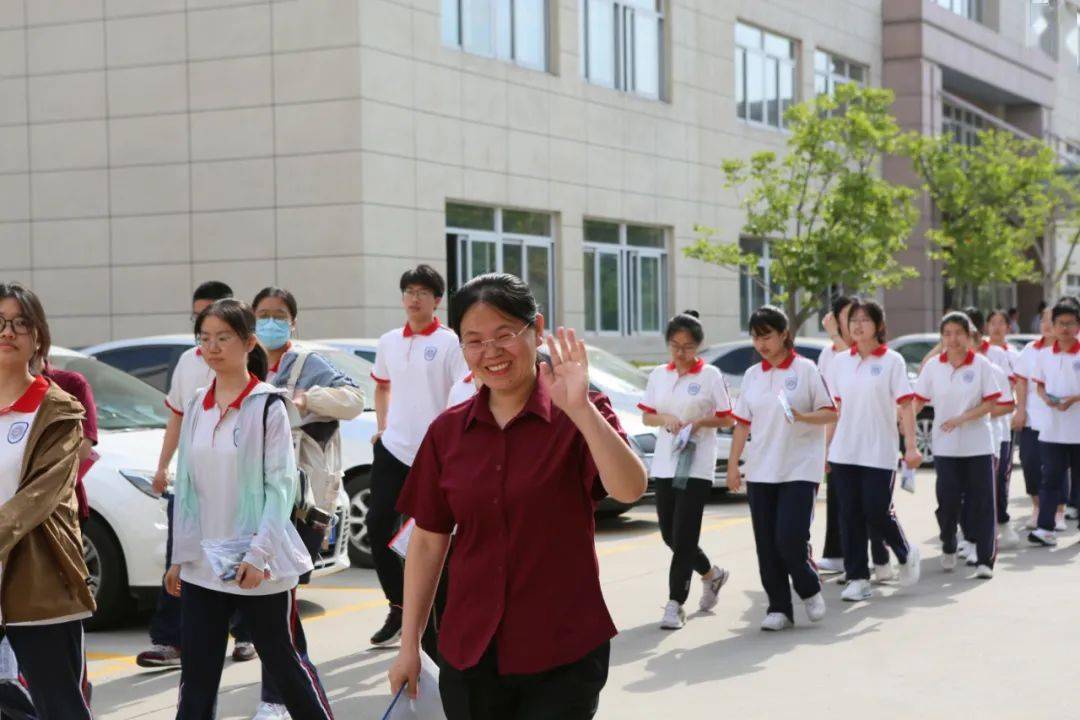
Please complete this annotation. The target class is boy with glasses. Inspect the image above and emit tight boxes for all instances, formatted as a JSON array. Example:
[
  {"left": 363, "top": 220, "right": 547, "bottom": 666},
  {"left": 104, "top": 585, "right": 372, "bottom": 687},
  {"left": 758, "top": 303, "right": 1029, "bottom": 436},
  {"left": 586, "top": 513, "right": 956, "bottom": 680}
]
[{"left": 368, "top": 265, "right": 468, "bottom": 646}]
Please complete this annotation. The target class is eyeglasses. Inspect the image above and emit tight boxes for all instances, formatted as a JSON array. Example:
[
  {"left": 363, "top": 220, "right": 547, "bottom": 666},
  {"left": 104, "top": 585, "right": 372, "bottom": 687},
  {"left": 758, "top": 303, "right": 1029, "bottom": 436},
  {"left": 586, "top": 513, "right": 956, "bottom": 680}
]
[
  {"left": 460, "top": 324, "right": 531, "bottom": 356},
  {"left": 403, "top": 289, "right": 435, "bottom": 300},
  {"left": 668, "top": 341, "right": 699, "bottom": 354},
  {"left": 255, "top": 311, "right": 291, "bottom": 322},
  {"left": 197, "top": 332, "right": 239, "bottom": 348},
  {"left": 0, "top": 317, "right": 32, "bottom": 336}
]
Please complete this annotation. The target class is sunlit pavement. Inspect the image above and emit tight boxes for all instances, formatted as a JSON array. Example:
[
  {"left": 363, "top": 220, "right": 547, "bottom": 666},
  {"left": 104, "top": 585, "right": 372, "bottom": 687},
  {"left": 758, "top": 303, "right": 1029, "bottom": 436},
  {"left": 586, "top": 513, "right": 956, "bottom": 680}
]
[{"left": 91, "top": 468, "right": 1079, "bottom": 718}]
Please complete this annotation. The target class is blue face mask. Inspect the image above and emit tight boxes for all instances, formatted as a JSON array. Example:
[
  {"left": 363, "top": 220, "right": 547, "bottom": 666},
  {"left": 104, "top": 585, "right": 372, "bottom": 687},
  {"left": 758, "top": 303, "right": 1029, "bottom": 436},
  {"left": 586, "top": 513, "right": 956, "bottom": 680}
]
[{"left": 256, "top": 318, "right": 292, "bottom": 350}]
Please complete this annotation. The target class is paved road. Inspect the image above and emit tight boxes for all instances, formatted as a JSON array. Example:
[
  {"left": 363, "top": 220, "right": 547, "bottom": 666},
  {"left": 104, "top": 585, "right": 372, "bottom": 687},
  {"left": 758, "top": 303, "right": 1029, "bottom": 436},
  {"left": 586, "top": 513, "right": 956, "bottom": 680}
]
[{"left": 90, "top": 468, "right": 1079, "bottom": 719}]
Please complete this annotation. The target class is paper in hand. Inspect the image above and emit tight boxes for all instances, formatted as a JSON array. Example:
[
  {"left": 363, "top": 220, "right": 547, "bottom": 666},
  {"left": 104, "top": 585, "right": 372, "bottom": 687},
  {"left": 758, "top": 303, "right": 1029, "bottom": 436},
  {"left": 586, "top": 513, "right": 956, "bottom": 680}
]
[
  {"left": 900, "top": 463, "right": 916, "bottom": 494},
  {"left": 671, "top": 423, "right": 693, "bottom": 455},
  {"left": 389, "top": 518, "right": 416, "bottom": 560},
  {"left": 382, "top": 650, "right": 447, "bottom": 720},
  {"left": 777, "top": 393, "right": 794, "bottom": 424}
]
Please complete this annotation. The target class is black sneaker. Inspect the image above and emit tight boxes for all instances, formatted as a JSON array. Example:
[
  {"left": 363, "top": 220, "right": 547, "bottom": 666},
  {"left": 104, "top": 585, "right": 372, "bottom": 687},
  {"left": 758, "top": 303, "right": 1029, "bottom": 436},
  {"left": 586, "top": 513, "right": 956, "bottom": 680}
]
[{"left": 370, "top": 606, "right": 402, "bottom": 646}]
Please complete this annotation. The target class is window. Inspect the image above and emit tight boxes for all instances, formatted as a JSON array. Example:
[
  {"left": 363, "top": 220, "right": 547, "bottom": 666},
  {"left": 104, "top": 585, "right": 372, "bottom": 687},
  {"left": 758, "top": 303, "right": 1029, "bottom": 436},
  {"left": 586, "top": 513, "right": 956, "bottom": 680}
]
[
  {"left": 813, "top": 50, "right": 866, "bottom": 98},
  {"left": 583, "top": 220, "right": 667, "bottom": 335},
  {"left": 1067, "top": 273, "right": 1080, "bottom": 297},
  {"left": 93, "top": 345, "right": 183, "bottom": 394},
  {"left": 738, "top": 237, "right": 782, "bottom": 330},
  {"left": 1070, "top": 5, "right": 1080, "bottom": 70},
  {"left": 1028, "top": 0, "right": 1058, "bottom": 58},
  {"left": 735, "top": 23, "right": 796, "bottom": 130},
  {"left": 942, "top": 100, "right": 985, "bottom": 147},
  {"left": 582, "top": 0, "right": 665, "bottom": 99},
  {"left": 1065, "top": 140, "right": 1080, "bottom": 166},
  {"left": 446, "top": 203, "right": 555, "bottom": 317},
  {"left": 934, "top": 0, "right": 982, "bottom": 21},
  {"left": 442, "top": 0, "right": 548, "bottom": 70}
]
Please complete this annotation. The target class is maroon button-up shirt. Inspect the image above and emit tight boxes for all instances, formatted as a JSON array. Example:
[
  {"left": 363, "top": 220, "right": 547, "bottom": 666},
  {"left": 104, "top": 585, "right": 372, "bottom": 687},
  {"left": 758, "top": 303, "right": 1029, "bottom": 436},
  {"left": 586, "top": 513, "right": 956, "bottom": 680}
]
[{"left": 397, "top": 377, "right": 626, "bottom": 675}]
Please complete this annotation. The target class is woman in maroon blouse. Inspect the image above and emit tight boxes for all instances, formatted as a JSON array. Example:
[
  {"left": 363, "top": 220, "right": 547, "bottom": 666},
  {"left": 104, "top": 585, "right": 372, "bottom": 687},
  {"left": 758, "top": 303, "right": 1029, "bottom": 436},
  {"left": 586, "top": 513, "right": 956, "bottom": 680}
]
[{"left": 388, "top": 273, "right": 647, "bottom": 719}]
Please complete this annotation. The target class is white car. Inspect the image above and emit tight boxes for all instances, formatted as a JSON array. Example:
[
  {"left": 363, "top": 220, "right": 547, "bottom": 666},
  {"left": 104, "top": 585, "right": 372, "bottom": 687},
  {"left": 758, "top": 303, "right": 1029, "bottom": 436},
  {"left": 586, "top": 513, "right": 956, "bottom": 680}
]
[{"left": 82, "top": 336, "right": 360, "bottom": 567}]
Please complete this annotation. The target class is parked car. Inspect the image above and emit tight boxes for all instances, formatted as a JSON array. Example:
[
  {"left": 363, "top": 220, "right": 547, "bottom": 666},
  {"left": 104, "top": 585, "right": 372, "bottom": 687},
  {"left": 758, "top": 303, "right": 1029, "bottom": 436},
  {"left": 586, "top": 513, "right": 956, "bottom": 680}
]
[
  {"left": 82, "top": 336, "right": 357, "bottom": 568},
  {"left": 700, "top": 337, "right": 831, "bottom": 397}
]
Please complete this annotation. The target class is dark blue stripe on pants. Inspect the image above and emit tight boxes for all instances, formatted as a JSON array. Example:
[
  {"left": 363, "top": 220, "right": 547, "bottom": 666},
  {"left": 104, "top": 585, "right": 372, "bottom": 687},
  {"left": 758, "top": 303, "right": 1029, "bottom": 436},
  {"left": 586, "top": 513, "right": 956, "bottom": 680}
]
[
  {"left": 830, "top": 463, "right": 910, "bottom": 581},
  {"left": 934, "top": 455, "right": 996, "bottom": 567},
  {"left": 1018, "top": 427, "right": 1042, "bottom": 497},
  {"left": 746, "top": 481, "right": 821, "bottom": 621},
  {"left": 1037, "top": 441, "right": 1080, "bottom": 531}
]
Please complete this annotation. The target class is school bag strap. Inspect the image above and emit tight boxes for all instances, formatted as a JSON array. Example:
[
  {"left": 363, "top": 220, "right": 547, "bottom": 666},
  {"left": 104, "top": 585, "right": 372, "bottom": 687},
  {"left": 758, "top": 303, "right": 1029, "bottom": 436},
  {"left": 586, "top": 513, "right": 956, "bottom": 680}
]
[{"left": 285, "top": 348, "right": 312, "bottom": 399}]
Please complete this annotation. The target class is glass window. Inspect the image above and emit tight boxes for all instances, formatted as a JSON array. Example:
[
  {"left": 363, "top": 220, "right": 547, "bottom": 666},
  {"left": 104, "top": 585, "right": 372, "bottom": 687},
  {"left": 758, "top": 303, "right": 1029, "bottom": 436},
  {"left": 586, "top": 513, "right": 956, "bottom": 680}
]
[
  {"left": 93, "top": 345, "right": 178, "bottom": 394},
  {"left": 814, "top": 49, "right": 867, "bottom": 100},
  {"left": 627, "top": 225, "right": 664, "bottom": 247},
  {"left": 584, "top": 0, "right": 665, "bottom": 99},
  {"left": 599, "top": 252, "right": 621, "bottom": 332},
  {"left": 935, "top": 0, "right": 982, "bottom": 22},
  {"left": 470, "top": 238, "right": 498, "bottom": 276},
  {"left": 586, "top": 0, "right": 616, "bottom": 86},
  {"left": 445, "top": 0, "right": 548, "bottom": 70},
  {"left": 503, "top": 209, "right": 551, "bottom": 235},
  {"left": 942, "top": 100, "right": 984, "bottom": 147},
  {"left": 712, "top": 346, "right": 760, "bottom": 376},
  {"left": 1070, "top": 8, "right": 1080, "bottom": 70},
  {"left": 585, "top": 220, "right": 621, "bottom": 244},
  {"left": 447, "top": 202, "right": 496, "bottom": 230},
  {"left": 1028, "top": 0, "right": 1057, "bottom": 58},
  {"left": 632, "top": 11, "right": 661, "bottom": 98},
  {"left": 735, "top": 22, "right": 797, "bottom": 130},
  {"left": 583, "top": 221, "right": 667, "bottom": 335},
  {"left": 50, "top": 354, "right": 170, "bottom": 430},
  {"left": 738, "top": 236, "right": 778, "bottom": 330},
  {"left": 503, "top": 241, "right": 524, "bottom": 279},
  {"left": 584, "top": 250, "right": 597, "bottom": 330},
  {"left": 638, "top": 255, "right": 662, "bottom": 332},
  {"left": 527, "top": 245, "right": 551, "bottom": 316}
]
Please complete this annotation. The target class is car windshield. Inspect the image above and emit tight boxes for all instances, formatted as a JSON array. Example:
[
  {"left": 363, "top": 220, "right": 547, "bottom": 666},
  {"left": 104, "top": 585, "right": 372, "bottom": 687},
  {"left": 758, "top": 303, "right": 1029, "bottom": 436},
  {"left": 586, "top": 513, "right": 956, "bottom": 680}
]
[
  {"left": 712, "top": 344, "right": 824, "bottom": 377},
  {"left": 310, "top": 348, "right": 376, "bottom": 411},
  {"left": 894, "top": 340, "right": 937, "bottom": 373},
  {"left": 48, "top": 355, "right": 170, "bottom": 430},
  {"left": 585, "top": 345, "right": 648, "bottom": 408}
]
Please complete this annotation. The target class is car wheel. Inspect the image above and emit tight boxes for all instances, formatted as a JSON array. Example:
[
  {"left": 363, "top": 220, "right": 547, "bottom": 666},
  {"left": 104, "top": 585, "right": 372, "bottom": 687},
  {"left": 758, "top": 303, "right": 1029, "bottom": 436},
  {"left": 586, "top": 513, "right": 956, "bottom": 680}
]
[
  {"left": 345, "top": 471, "right": 374, "bottom": 568},
  {"left": 83, "top": 514, "right": 130, "bottom": 632},
  {"left": 915, "top": 417, "right": 934, "bottom": 466}
]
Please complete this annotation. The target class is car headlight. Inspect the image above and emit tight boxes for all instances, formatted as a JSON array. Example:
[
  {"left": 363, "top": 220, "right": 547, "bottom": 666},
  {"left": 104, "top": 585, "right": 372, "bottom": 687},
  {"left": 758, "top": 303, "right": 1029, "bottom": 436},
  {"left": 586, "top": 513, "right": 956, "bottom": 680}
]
[
  {"left": 120, "top": 470, "right": 162, "bottom": 499},
  {"left": 632, "top": 432, "right": 657, "bottom": 455}
]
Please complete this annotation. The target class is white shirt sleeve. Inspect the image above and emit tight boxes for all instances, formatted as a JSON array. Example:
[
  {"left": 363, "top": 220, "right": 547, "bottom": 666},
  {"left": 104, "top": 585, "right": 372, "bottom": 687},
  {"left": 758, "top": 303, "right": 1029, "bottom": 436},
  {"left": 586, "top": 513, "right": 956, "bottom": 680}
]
[
  {"left": 914, "top": 364, "right": 933, "bottom": 402},
  {"left": 446, "top": 341, "right": 469, "bottom": 391},
  {"left": 640, "top": 370, "right": 660, "bottom": 414},
  {"left": 372, "top": 335, "right": 390, "bottom": 383},
  {"left": 1030, "top": 351, "right": 1047, "bottom": 385},
  {"left": 733, "top": 372, "right": 753, "bottom": 425},
  {"left": 166, "top": 351, "right": 191, "bottom": 414},
  {"left": 982, "top": 361, "right": 1004, "bottom": 401},
  {"left": 711, "top": 371, "right": 733, "bottom": 416},
  {"left": 891, "top": 354, "right": 915, "bottom": 403}
]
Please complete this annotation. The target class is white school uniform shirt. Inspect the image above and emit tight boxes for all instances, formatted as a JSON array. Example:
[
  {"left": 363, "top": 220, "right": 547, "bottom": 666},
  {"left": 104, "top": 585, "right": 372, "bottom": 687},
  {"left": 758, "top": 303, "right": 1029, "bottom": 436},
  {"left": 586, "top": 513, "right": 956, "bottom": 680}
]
[
  {"left": 447, "top": 372, "right": 478, "bottom": 408},
  {"left": 165, "top": 346, "right": 214, "bottom": 416},
  {"left": 733, "top": 353, "right": 834, "bottom": 484},
  {"left": 1029, "top": 340, "right": 1080, "bottom": 445},
  {"left": 913, "top": 350, "right": 1003, "bottom": 458},
  {"left": 371, "top": 317, "right": 469, "bottom": 466},
  {"left": 1014, "top": 338, "right": 1052, "bottom": 432},
  {"left": 815, "top": 342, "right": 844, "bottom": 394},
  {"left": 639, "top": 358, "right": 732, "bottom": 480},
  {"left": 979, "top": 340, "right": 1016, "bottom": 446},
  {"left": 827, "top": 345, "right": 914, "bottom": 470}
]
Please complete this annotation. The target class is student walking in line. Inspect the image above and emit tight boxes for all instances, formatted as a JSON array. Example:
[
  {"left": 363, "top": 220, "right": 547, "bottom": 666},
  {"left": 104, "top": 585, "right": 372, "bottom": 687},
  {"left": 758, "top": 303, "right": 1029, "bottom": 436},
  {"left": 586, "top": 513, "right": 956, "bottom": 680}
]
[
  {"left": 136, "top": 281, "right": 256, "bottom": 670},
  {"left": 388, "top": 273, "right": 646, "bottom": 720},
  {"left": 250, "top": 287, "right": 366, "bottom": 720},
  {"left": 367, "top": 265, "right": 468, "bottom": 647},
  {"left": 0, "top": 282, "right": 95, "bottom": 719},
  {"left": 166, "top": 299, "right": 334, "bottom": 720},
  {"left": 1028, "top": 299, "right": 1080, "bottom": 546},
  {"left": 639, "top": 310, "right": 733, "bottom": 630},
  {"left": 1013, "top": 307, "right": 1054, "bottom": 529},
  {"left": 727, "top": 306, "right": 835, "bottom": 631},
  {"left": 825, "top": 299, "right": 923, "bottom": 603},
  {"left": 914, "top": 312, "right": 1008, "bottom": 578}
]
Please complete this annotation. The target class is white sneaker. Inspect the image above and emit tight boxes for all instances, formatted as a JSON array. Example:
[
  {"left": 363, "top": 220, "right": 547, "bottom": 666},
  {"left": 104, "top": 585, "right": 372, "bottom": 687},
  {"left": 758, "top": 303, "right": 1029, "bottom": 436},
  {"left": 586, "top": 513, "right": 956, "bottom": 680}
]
[
  {"left": 1055, "top": 516, "right": 1067, "bottom": 532},
  {"left": 1025, "top": 515, "right": 1038, "bottom": 530},
  {"left": 660, "top": 600, "right": 686, "bottom": 630},
  {"left": 803, "top": 592, "right": 826, "bottom": 623},
  {"left": 998, "top": 523, "right": 1019, "bottom": 549},
  {"left": 817, "top": 557, "right": 844, "bottom": 574},
  {"left": 841, "top": 579, "right": 873, "bottom": 602},
  {"left": 698, "top": 566, "right": 730, "bottom": 612},
  {"left": 1028, "top": 528, "right": 1057, "bottom": 547},
  {"left": 957, "top": 540, "right": 974, "bottom": 560},
  {"left": 941, "top": 552, "right": 957, "bottom": 571},
  {"left": 966, "top": 551, "right": 978, "bottom": 567},
  {"left": 760, "top": 612, "right": 793, "bottom": 631},
  {"left": 1066, "top": 506, "right": 1079, "bottom": 520},
  {"left": 898, "top": 545, "right": 921, "bottom": 587},
  {"left": 252, "top": 703, "right": 291, "bottom": 720},
  {"left": 975, "top": 565, "right": 993, "bottom": 579},
  {"left": 872, "top": 563, "right": 895, "bottom": 583}
]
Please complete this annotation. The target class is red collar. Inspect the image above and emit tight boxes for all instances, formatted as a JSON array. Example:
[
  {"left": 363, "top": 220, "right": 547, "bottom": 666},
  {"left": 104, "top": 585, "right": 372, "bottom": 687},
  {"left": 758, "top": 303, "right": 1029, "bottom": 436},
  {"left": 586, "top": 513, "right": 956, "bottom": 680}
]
[
  {"left": 990, "top": 340, "right": 1009, "bottom": 350},
  {"left": 666, "top": 358, "right": 705, "bottom": 375},
  {"left": 462, "top": 372, "right": 473, "bottom": 384},
  {"left": 404, "top": 317, "right": 441, "bottom": 338},
  {"left": 1052, "top": 340, "right": 1080, "bottom": 355},
  {"left": 831, "top": 342, "right": 844, "bottom": 352},
  {"left": 762, "top": 351, "right": 796, "bottom": 371},
  {"left": 195, "top": 347, "right": 203, "bottom": 357},
  {"left": 268, "top": 342, "right": 293, "bottom": 373},
  {"left": 0, "top": 375, "right": 49, "bottom": 415},
  {"left": 1034, "top": 338, "right": 1047, "bottom": 350},
  {"left": 978, "top": 339, "right": 990, "bottom": 354},
  {"left": 849, "top": 344, "right": 888, "bottom": 358},
  {"left": 203, "top": 373, "right": 260, "bottom": 411},
  {"left": 939, "top": 349, "right": 976, "bottom": 366}
]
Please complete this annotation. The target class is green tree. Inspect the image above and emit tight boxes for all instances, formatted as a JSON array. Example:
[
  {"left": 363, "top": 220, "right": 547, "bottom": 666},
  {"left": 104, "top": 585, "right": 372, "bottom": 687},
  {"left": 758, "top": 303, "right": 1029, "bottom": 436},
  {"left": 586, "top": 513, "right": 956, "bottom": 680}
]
[
  {"left": 685, "top": 84, "right": 919, "bottom": 331},
  {"left": 903, "top": 128, "right": 1069, "bottom": 305}
]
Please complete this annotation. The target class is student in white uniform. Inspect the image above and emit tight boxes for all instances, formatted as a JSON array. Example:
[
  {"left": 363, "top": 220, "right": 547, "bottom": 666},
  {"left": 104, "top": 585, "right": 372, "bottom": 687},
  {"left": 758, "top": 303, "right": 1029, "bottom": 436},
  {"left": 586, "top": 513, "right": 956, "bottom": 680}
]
[
  {"left": 640, "top": 311, "right": 733, "bottom": 630},
  {"left": 368, "top": 266, "right": 469, "bottom": 647},
  {"left": 164, "top": 299, "right": 334, "bottom": 719},
  {"left": 727, "top": 306, "right": 835, "bottom": 631},
  {"left": 447, "top": 372, "right": 480, "bottom": 408},
  {"left": 0, "top": 283, "right": 95, "bottom": 719},
  {"left": 1012, "top": 308, "right": 1053, "bottom": 529},
  {"left": 1028, "top": 299, "right": 1080, "bottom": 546},
  {"left": 914, "top": 312, "right": 1006, "bottom": 578},
  {"left": 826, "top": 299, "right": 923, "bottom": 603}
]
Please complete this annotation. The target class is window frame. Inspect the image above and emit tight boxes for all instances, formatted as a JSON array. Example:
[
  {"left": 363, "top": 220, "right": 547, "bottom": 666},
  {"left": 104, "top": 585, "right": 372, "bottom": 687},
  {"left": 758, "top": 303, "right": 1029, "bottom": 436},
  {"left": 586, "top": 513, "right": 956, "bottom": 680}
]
[
  {"left": 942, "top": 100, "right": 985, "bottom": 147},
  {"left": 813, "top": 49, "right": 867, "bottom": 99},
  {"left": 735, "top": 21, "right": 798, "bottom": 131},
  {"left": 934, "top": 0, "right": 982, "bottom": 22},
  {"left": 582, "top": 220, "right": 669, "bottom": 337},
  {"left": 442, "top": 0, "right": 550, "bottom": 72},
  {"left": 738, "top": 237, "right": 780, "bottom": 331},
  {"left": 582, "top": 0, "right": 666, "bottom": 100},
  {"left": 1027, "top": 0, "right": 1059, "bottom": 59}
]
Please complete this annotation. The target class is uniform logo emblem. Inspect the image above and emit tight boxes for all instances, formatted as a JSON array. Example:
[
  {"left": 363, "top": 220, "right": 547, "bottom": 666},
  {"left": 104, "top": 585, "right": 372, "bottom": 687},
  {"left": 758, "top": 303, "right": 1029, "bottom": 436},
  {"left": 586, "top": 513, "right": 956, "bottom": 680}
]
[
  {"left": 870, "top": 364, "right": 883, "bottom": 377},
  {"left": 6, "top": 422, "right": 28, "bottom": 444},
  {"left": 424, "top": 346, "right": 438, "bottom": 361},
  {"left": 687, "top": 383, "right": 701, "bottom": 396},
  {"left": 233, "top": 426, "right": 241, "bottom": 447},
  {"left": 1072, "top": 360, "right": 1080, "bottom": 372},
  {"left": 784, "top": 376, "right": 798, "bottom": 391},
  {"left": 962, "top": 370, "right": 975, "bottom": 383}
]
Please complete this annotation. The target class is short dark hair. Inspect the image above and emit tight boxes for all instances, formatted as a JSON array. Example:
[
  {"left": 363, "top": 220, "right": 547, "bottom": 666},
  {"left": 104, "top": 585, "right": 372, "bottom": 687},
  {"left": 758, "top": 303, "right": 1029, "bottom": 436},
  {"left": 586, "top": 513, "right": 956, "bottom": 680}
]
[
  {"left": 986, "top": 308, "right": 1009, "bottom": 326},
  {"left": 848, "top": 298, "right": 887, "bottom": 344},
  {"left": 940, "top": 311, "right": 974, "bottom": 336},
  {"left": 665, "top": 310, "right": 704, "bottom": 345},
  {"left": 0, "top": 282, "right": 50, "bottom": 374},
  {"left": 748, "top": 305, "right": 794, "bottom": 350},
  {"left": 449, "top": 273, "right": 537, "bottom": 334},
  {"left": 1036, "top": 300, "right": 1048, "bottom": 312},
  {"left": 831, "top": 295, "right": 855, "bottom": 319},
  {"left": 194, "top": 299, "right": 268, "bottom": 380},
  {"left": 252, "top": 287, "right": 299, "bottom": 320},
  {"left": 1008, "top": 307, "right": 1018, "bottom": 316},
  {"left": 1051, "top": 299, "right": 1080, "bottom": 324},
  {"left": 193, "top": 281, "right": 233, "bottom": 304},
  {"left": 400, "top": 264, "right": 445, "bottom": 299},
  {"left": 962, "top": 306, "right": 984, "bottom": 333}
]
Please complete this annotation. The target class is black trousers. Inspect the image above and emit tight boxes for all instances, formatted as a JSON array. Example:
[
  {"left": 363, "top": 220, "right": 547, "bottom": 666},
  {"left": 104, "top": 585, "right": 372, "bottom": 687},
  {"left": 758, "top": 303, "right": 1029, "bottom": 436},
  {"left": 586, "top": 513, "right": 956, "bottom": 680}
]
[
  {"left": 1038, "top": 441, "right": 1080, "bottom": 531},
  {"left": 654, "top": 478, "right": 712, "bottom": 604},
  {"left": 368, "top": 439, "right": 410, "bottom": 608},
  {"left": 830, "top": 463, "right": 911, "bottom": 581},
  {"left": 177, "top": 583, "right": 334, "bottom": 720},
  {"left": 439, "top": 642, "right": 609, "bottom": 720},
  {"left": 822, "top": 472, "right": 889, "bottom": 565},
  {"left": 746, "top": 481, "right": 821, "bottom": 621},
  {"left": 995, "top": 439, "right": 1014, "bottom": 524},
  {"left": 934, "top": 455, "right": 996, "bottom": 567},
  {"left": 1019, "top": 427, "right": 1042, "bottom": 497},
  {"left": 0, "top": 621, "right": 91, "bottom": 720}
]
